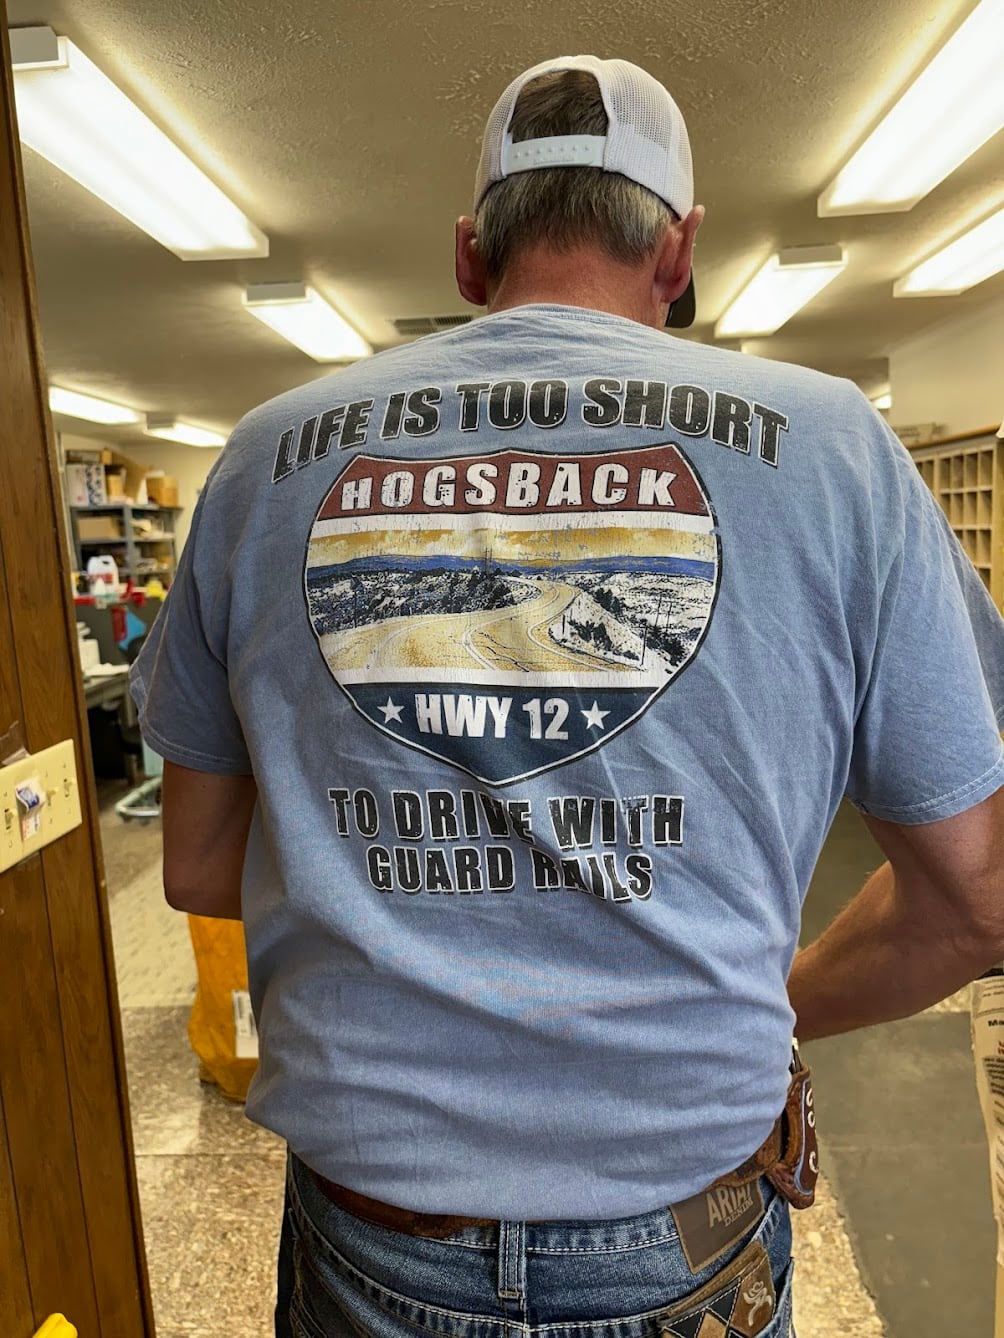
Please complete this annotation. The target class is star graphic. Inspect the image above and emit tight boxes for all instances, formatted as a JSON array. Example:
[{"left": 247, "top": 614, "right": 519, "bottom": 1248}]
[
  {"left": 581, "top": 700, "right": 610, "bottom": 731},
  {"left": 378, "top": 697, "right": 404, "bottom": 724}
]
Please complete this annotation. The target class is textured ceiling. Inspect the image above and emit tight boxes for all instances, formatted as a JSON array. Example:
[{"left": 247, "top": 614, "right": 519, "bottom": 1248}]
[{"left": 6, "top": 0, "right": 1004, "bottom": 448}]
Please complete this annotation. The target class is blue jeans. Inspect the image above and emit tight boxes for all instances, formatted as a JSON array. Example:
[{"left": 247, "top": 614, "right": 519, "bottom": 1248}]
[{"left": 276, "top": 1153, "right": 794, "bottom": 1337}]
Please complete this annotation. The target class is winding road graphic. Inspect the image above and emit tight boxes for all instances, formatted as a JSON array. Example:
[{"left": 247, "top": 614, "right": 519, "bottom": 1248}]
[{"left": 320, "top": 581, "right": 645, "bottom": 676}]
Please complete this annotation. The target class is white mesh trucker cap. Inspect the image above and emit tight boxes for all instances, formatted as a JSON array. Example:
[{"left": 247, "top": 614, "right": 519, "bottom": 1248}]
[{"left": 474, "top": 55, "right": 697, "bottom": 327}]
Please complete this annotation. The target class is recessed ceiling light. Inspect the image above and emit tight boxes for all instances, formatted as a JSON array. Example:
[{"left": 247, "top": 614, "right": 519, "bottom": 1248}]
[
  {"left": 10, "top": 26, "right": 268, "bottom": 260},
  {"left": 48, "top": 386, "right": 141, "bottom": 425},
  {"left": 144, "top": 416, "right": 227, "bottom": 448},
  {"left": 818, "top": 0, "right": 1004, "bottom": 216},
  {"left": 242, "top": 283, "right": 372, "bottom": 361},
  {"left": 714, "top": 246, "right": 847, "bottom": 339},
  {"left": 894, "top": 207, "right": 1004, "bottom": 297},
  {"left": 871, "top": 391, "right": 893, "bottom": 411}
]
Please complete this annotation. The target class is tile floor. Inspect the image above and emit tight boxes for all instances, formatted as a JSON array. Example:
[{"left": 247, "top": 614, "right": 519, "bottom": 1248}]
[{"left": 102, "top": 792, "right": 988, "bottom": 1337}]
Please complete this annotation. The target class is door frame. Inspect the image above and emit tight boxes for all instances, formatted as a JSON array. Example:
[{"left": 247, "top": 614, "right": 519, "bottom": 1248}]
[{"left": 0, "top": 17, "right": 155, "bottom": 1337}]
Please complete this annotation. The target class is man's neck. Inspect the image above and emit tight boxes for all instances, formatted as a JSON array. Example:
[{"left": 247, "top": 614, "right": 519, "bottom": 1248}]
[{"left": 485, "top": 248, "right": 663, "bottom": 329}]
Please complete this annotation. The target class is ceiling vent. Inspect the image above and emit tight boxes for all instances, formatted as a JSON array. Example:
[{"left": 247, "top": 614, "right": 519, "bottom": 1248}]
[{"left": 392, "top": 314, "right": 473, "bottom": 337}]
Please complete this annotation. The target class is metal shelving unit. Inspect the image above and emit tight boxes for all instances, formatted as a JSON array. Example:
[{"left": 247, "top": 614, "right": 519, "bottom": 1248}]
[{"left": 69, "top": 502, "right": 182, "bottom": 585}]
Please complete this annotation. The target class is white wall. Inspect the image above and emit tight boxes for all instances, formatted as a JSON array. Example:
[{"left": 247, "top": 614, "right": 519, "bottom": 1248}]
[
  {"left": 889, "top": 296, "right": 1004, "bottom": 437},
  {"left": 61, "top": 433, "right": 220, "bottom": 556}
]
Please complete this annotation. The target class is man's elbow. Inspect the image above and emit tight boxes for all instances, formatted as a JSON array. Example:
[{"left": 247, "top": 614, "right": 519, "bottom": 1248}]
[
  {"left": 164, "top": 873, "right": 242, "bottom": 920},
  {"left": 163, "top": 877, "right": 198, "bottom": 913},
  {"left": 953, "top": 892, "right": 1004, "bottom": 966}
]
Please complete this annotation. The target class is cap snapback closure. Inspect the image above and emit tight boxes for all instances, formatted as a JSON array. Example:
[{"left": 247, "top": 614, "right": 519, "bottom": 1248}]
[{"left": 500, "top": 134, "right": 606, "bottom": 175}]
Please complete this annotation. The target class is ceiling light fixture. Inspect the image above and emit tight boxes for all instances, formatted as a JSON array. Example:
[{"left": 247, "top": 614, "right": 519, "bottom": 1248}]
[
  {"left": 48, "top": 386, "right": 141, "bottom": 425},
  {"left": 714, "top": 246, "right": 847, "bottom": 339},
  {"left": 242, "top": 283, "right": 372, "bottom": 361},
  {"left": 894, "top": 207, "right": 1004, "bottom": 296},
  {"left": 144, "top": 416, "right": 227, "bottom": 448},
  {"left": 818, "top": 0, "right": 1004, "bottom": 216},
  {"left": 871, "top": 391, "right": 893, "bottom": 411},
  {"left": 9, "top": 26, "right": 268, "bottom": 260}
]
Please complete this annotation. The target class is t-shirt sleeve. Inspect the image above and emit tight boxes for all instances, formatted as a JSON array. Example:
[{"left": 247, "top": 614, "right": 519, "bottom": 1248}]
[
  {"left": 845, "top": 437, "right": 1004, "bottom": 824},
  {"left": 129, "top": 481, "right": 252, "bottom": 775}
]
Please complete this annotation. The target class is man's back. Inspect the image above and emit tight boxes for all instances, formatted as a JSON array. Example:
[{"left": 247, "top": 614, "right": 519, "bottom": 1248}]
[{"left": 133, "top": 303, "right": 1004, "bottom": 1218}]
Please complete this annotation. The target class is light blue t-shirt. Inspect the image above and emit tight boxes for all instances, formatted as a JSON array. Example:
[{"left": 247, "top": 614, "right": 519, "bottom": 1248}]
[{"left": 131, "top": 306, "right": 1004, "bottom": 1218}]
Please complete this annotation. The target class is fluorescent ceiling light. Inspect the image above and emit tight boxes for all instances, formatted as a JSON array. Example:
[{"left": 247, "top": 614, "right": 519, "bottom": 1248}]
[
  {"left": 144, "top": 416, "right": 227, "bottom": 448},
  {"left": 894, "top": 207, "right": 1004, "bottom": 296},
  {"left": 243, "top": 283, "right": 372, "bottom": 361},
  {"left": 9, "top": 26, "right": 268, "bottom": 260},
  {"left": 871, "top": 391, "right": 893, "bottom": 411},
  {"left": 49, "top": 385, "right": 141, "bottom": 425},
  {"left": 715, "top": 246, "right": 847, "bottom": 339},
  {"left": 818, "top": 0, "right": 1004, "bottom": 216}
]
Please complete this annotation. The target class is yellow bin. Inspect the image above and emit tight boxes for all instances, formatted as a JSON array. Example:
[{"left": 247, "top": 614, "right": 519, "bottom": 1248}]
[
  {"left": 187, "top": 915, "right": 257, "bottom": 1101},
  {"left": 34, "top": 1318, "right": 77, "bottom": 1338}
]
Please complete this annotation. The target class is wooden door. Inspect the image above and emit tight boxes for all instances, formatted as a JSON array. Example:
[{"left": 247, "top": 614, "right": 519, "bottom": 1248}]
[{"left": 0, "top": 19, "right": 155, "bottom": 1338}]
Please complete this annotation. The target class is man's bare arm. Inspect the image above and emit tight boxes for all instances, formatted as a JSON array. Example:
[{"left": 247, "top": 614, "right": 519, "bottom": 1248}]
[
  {"left": 790, "top": 785, "right": 1004, "bottom": 1042},
  {"left": 161, "top": 760, "right": 258, "bottom": 920}
]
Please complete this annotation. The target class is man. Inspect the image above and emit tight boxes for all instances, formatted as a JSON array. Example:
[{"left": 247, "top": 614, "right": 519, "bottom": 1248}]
[{"left": 132, "top": 55, "right": 1004, "bottom": 1338}]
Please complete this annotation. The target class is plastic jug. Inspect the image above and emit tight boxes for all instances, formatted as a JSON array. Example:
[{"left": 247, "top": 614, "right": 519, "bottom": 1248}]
[{"left": 86, "top": 554, "right": 119, "bottom": 588}]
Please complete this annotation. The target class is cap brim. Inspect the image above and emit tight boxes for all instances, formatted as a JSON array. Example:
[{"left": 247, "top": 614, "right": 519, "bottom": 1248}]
[{"left": 665, "top": 272, "right": 696, "bottom": 329}]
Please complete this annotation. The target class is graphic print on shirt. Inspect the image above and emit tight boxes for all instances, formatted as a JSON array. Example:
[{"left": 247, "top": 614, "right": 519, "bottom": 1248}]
[{"left": 304, "top": 443, "right": 720, "bottom": 785}]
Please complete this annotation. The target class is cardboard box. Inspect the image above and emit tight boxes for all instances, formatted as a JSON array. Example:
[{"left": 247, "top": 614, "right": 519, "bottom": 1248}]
[
  {"left": 145, "top": 473, "right": 179, "bottom": 507},
  {"left": 64, "top": 464, "right": 88, "bottom": 505},
  {"left": 62, "top": 444, "right": 111, "bottom": 465},
  {"left": 77, "top": 515, "right": 124, "bottom": 540},
  {"left": 64, "top": 451, "right": 147, "bottom": 504},
  {"left": 895, "top": 422, "right": 943, "bottom": 448},
  {"left": 105, "top": 450, "right": 148, "bottom": 505},
  {"left": 65, "top": 462, "right": 107, "bottom": 507}
]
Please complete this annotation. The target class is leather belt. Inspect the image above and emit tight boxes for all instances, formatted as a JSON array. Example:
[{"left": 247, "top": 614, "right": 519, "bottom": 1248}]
[
  {"left": 308, "top": 1177, "right": 499, "bottom": 1239},
  {"left": 307, "top": 1113, "right": 784, "bottom": 1240}
]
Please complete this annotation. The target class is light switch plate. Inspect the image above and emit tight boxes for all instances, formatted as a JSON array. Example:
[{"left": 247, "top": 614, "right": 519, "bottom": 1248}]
[{"left": 1, "top": 740, "right": 83, "bottom": 873}]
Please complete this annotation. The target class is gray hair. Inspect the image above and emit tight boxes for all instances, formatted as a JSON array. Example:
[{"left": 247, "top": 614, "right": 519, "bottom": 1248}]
[{"left": 474, "top": 69, "right": 675, "bottom": 282}]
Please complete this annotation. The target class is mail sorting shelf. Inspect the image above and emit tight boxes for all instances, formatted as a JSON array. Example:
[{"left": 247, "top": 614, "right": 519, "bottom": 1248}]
[{"left": 910, "top": 428, "right": 1003, "bottom": 612}]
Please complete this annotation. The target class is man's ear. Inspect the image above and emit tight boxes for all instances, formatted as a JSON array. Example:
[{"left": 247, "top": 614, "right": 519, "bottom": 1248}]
[
  {"left": 456, "top": 216, "right": 489, "bottom": 308},
  {"left": 654, "top": 205, "right": 704, "bottom": 309}
]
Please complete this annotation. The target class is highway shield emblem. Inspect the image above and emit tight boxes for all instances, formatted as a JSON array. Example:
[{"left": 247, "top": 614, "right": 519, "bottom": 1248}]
[{"left": 304, "top": 443, "right": 721, "bottom": 786}]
